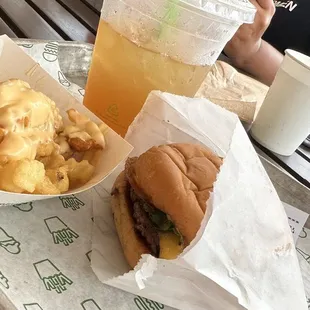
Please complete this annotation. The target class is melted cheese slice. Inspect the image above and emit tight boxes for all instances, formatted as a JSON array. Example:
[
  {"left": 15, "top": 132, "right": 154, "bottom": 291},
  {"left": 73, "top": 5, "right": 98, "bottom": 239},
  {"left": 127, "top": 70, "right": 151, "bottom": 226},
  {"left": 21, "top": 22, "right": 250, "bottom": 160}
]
[{"left": 159, "top": 232, "right": 183, "bottom": 260}]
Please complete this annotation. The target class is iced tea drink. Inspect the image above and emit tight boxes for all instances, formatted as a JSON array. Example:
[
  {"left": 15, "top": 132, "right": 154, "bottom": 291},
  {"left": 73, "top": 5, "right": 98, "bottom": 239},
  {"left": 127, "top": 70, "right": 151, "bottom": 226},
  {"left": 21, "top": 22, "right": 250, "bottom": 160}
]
[
  {"left": 84, "top": 21, "right": 210, "bottom": 137},
  {"left": 84, "top": 0, "right": 255, "bottom": 136}
]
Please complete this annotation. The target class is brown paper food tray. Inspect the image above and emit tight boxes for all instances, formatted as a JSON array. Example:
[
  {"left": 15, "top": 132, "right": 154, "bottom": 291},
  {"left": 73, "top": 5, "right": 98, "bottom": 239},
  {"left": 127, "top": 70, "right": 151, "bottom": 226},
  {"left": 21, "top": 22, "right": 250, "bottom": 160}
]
[{"left": 0, "top": 36, "right": 133, "bottom": 204}]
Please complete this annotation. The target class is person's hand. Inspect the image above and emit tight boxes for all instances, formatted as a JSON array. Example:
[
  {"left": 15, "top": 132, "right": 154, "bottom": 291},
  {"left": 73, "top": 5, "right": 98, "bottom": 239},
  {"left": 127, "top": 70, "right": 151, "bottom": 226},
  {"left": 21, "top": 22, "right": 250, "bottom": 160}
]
[{"left": 224, "top": 0, "right": 275, "bottom": 65}]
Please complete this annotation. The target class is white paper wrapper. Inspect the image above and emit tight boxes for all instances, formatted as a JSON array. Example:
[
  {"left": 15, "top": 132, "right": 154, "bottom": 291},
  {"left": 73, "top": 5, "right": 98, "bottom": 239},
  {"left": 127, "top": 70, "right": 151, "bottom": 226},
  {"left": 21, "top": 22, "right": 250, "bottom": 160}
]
[
  {"left": 0, "top": 36, "right": 133, "bottom": 204},
  {"left": 91, "top": 91, "right": 307, "bottom": 310}
]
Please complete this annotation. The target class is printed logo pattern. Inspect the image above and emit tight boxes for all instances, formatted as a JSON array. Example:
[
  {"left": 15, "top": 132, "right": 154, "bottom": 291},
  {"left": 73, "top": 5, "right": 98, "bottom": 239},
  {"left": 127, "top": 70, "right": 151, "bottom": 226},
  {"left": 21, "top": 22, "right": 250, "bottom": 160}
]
[
  {"left": 13, "top": 202, "right": 33, "bottom": 212},
  {"left": 34, "top": 259, "right": 73, "bottom": 294},
  {"left": 19, "top": 44, "right": 34, "bottom": 48},
  {"left": 24, "top": 303, "right": 43, "bottom": 310},
  {"left": 0, "top": 227, "right": 21, "bottom": 254},
  {"left": 58, "top": 71, "right": 71, "bottom": 87},
  {"left": 59, "top": 195, "right": 85, "bottom": 211},
  {"left": 44, "top": 216, "right": 79, "bottom": 246},
  {"left": 0, "top": 271, "right": 9, "bottom": 289},
  {"left": 107, "top": 104, "right": 119, "bottom": 119},
  {"left": 78, "top": 89, "right": 85, "bottom": 96},
  {"left": 86, "top": 250, "right": 92, "bottom": 262},
  {"left": 300, "top": 228, "right": 307, "bottom": 238},
  {"left": 274, "top": 0, "right": 297, "bottom": 12},
  {"left": 42, "top": 42, "right": 58, "bottom": 62},
  {"left": 81, "top": 299, "right": 102, "bottom": 309},
  {"left": 297, "top": 248, "right": 310, "bottom": 263},
  {"left": 134, "top": 296, "right": 165, "bottom": 310}
]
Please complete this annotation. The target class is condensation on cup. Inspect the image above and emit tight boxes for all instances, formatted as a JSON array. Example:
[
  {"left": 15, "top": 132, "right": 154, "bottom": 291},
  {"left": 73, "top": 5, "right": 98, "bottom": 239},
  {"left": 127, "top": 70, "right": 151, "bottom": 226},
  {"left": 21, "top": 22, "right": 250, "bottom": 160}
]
[
  {"left": 251, "top": 50, "right": 310, "bottom": 156},
  {"left": 84, "top": 0, "right": 256, "bottom": 136}
]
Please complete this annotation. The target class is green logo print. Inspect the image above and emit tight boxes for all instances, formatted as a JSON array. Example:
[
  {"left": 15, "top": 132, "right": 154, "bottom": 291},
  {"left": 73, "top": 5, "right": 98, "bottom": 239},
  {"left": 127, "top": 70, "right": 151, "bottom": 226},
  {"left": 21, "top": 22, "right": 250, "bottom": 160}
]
[
  {"left": 34, "top": 259, "right": 73, "bottom": 294},
  {"left": 59, "top": 195, "right": 85, "bottom": 211},
  {"left": 81, "top": 299, "right": 102, "bottom": 310},
  {"left": 0, "top": 271, "right": 9, "bottom": 289},
  {"left": 19, "top": 43, "right": 34, "bottom": 48},
  {"left": 43, "top": 41, "right": 58, "bottom": 62},
  {"left": 296, "top": 248, "right": 310, "bottom": 263},
  {"left": 58, "top": 71, "right": 71, "bottom": 87},
  {"left": 0, "top": 227, "right": 21, "bottom": 254},
  {"left": 107, "top": 104, "right": 119, "bottom": 119},
  {"left": 86, "top": 250, "right": 92, "bottom": 262},
  {"left": 78, "top": 89, "right": 85, "bottom": 97},
  {"left": 24, "top": 303, "right": 43, "bottom": 310},
  {"left": 44, "top": 216, "right": 79, "bottom": 246},
  {"left": 300, "top": 227, "right": 307, "bottom": 238},
  {"left": 134, "top": 296, "right": 165, "bottom": 310},
  {"left": 13, "top": 202, "right": 33, "bottom": 212}
]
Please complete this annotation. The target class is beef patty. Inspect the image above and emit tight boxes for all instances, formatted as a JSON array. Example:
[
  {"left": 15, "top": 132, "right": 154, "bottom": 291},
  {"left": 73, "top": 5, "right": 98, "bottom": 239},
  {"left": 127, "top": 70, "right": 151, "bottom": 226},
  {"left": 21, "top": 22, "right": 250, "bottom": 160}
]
[{"left": 130, "top": 188, "right": 160, "bottom": 257}]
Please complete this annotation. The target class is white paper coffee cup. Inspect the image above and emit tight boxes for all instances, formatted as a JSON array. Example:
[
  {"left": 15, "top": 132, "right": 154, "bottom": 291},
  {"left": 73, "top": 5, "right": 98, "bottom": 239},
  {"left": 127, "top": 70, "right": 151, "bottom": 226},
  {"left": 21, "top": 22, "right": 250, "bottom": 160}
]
[{"left": 251, "top": 49, "right": 310, "bottom": 156}]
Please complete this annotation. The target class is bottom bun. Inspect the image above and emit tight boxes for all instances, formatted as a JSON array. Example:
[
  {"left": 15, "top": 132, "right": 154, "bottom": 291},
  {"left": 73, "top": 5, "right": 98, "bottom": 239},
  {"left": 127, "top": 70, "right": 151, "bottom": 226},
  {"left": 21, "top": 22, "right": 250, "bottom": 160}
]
[{"left": 111, "top": 171, "right": 151, "bottom": 268}]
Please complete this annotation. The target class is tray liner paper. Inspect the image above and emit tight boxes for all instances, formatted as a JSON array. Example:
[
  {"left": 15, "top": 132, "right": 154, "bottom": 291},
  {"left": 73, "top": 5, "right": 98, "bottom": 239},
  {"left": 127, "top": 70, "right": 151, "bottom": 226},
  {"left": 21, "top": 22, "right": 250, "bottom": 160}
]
[
  {"left": 91, "top": 91, "right": 308, "bottom": 310},
  {"left": 0, "top": 37, "right": 308, "bottom": 310}
]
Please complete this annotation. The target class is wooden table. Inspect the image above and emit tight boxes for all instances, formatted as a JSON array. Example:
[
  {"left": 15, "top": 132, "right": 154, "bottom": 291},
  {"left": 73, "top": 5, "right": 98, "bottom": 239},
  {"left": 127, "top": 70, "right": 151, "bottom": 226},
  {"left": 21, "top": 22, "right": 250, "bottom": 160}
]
[
  {"left": 0, "top": 0, "right": 310, "bottom": 189},
  {"left": 0, "top": 0, "right": 103, "bottom": 43}
]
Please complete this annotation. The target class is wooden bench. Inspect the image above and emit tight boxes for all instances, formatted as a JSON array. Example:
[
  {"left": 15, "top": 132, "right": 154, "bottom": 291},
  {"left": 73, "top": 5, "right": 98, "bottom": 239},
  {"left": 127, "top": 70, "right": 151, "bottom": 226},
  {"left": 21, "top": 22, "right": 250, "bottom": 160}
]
[{"left": 0, "top": 0, "right": 104, "bottom": 43}]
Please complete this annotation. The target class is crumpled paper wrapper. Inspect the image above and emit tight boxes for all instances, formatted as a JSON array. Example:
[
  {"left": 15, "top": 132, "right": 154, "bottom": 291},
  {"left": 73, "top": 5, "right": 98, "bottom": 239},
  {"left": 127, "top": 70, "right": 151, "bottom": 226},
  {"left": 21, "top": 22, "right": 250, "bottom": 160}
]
[
  {"left": 196, "top": 61, "right": 268, "bottom": 124},
  {"left": 91, "top": 91, "right": 307, "bottom": 310}
]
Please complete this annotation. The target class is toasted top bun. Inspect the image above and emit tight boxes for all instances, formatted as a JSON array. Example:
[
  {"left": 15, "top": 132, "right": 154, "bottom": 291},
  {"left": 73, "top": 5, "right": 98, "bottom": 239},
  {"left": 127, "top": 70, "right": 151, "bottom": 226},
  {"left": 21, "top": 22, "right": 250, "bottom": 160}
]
[{"left": 125, "top": 143, "right": 222, "bottom": 246}]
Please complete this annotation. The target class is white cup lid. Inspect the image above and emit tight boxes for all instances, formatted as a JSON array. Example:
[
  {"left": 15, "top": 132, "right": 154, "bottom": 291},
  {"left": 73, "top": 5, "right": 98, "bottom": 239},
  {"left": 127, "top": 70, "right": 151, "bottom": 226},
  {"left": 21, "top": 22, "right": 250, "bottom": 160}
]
[
  {"left": 282, "top": 49, "right": 310, "bottom": 86},
  {"left": 286, "top": 49, "right": 310, "bottom": 71}
]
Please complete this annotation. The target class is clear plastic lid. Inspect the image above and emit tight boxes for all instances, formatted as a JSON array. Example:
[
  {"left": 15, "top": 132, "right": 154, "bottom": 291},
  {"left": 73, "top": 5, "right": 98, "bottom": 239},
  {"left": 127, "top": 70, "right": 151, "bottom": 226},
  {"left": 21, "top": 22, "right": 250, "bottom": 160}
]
[
  {"left": 101, "top": 0, "right": 257, "bottom": 65},
  {"left": 180, "top": 0, "right": 256, "bottom": 24}
]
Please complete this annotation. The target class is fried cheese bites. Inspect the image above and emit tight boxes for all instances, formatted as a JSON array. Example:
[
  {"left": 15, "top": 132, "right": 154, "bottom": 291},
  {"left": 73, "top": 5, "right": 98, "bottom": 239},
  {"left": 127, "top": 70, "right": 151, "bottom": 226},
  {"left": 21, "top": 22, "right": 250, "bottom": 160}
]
[
  {"left": 46, "top": 166, "right": 70, "bottom": 193},
  {"left": 34, "top": 176, "right": 60, "bottom": 195},
  {"left": 0, "top": 105, "right": 106, "bottom": 195},
  {"left": 0, "top": 159, "right": 45, "bottom": 193},
  {"left": 65, "top": 158, "right": 95, "bottom": 188}
]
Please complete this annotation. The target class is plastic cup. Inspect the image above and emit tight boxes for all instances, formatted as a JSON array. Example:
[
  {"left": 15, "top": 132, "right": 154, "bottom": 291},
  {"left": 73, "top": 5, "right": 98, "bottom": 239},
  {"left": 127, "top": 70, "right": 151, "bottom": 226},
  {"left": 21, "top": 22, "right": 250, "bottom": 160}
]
[
  {"left": 251, "top": 50, "right": 310, "bottom": 156},
  {"left": 84, "top": 0, "right": 255, "bottom": 136}
]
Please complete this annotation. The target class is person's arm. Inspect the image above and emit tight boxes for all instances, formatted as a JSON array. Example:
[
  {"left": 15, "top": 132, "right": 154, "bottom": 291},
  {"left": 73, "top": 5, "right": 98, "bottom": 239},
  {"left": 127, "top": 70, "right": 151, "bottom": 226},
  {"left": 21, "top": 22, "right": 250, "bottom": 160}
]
[
  {"left": 224, "top": 0, "right": 282, "bottom": 86},
  {"left": 226, "top": 39, "right": 283, "bottom": 86}
]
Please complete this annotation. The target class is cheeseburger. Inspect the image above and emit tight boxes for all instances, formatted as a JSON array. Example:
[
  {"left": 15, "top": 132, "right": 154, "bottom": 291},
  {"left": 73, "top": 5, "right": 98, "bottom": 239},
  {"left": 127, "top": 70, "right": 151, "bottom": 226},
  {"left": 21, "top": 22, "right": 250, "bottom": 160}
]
[{"left": 111, "top": 143, "right": 222, "bottom": 268}]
